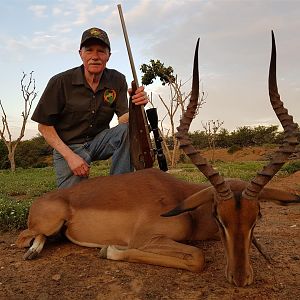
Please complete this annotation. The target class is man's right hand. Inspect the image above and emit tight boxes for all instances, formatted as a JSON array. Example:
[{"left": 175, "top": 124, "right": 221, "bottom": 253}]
[
  {"left": 66, "top": 153, "right": 90, "bottom": 177},
  {"left": 38, "top": 124, "right": 91, "bottom": 178}
]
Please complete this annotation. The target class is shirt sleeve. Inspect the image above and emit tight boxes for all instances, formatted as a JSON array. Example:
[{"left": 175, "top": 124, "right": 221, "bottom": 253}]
[
  {"left": 31, "top": 76, "right": 65, "bottom": 126},
  {"left": 115, "top": 75, "right": 129, "bottom": 118}
]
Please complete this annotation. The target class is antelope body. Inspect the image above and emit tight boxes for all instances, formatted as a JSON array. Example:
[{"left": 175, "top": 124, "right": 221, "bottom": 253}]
[{"left": 16, "top": 32, "right": 299, "bottom": 287}]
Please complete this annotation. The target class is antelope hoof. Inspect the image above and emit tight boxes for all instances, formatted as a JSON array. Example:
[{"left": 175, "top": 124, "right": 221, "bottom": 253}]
[
  {"left": 23, "top": 249, "right": 39, "bottom": 260},
  {"left": 99, "top": 246, "right": 108, "bottom": 259}
]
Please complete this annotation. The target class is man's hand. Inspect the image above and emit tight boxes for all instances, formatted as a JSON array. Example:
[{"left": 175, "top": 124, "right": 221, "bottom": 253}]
[
  {"left": 66, "top": 153, "right": 90, "bottom": 177},
  {"left": 38, "top": 124, "right": 90, "bottom": 178},
  {"left": 129, "top": 85, "right": 148, "bottom": 106}
]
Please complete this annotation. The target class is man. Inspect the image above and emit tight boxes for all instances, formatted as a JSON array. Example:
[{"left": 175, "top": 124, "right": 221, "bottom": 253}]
[{"left": 32, "top": 27, "right": 148, "bottom": 188}]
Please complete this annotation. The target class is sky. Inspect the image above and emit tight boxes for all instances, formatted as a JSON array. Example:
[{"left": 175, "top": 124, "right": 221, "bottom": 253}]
[{"left": 0, "top": 0, "right": 299, "bottom": 140}]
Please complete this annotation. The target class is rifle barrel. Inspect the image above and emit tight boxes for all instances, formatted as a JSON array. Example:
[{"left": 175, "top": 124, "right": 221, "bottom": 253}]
[{"left": 117, "top": 4, "right": 139, "bottom": 87}]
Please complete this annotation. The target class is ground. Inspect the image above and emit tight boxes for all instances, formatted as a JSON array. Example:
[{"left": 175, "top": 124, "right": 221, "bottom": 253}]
[{"left": 0, "top": 148, "right": 299, "bottom": 300}]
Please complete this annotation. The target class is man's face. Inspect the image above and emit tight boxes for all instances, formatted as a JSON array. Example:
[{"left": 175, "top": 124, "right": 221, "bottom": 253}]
[{"left": 79, "top": 41, "right": 110, "bottom": 75}]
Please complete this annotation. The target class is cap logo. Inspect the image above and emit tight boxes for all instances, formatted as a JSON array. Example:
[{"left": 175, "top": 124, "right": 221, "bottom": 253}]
[
  {"left": 104, "top": 89, "right": 117, "bottom": 105},
  {"left": 90, "top": 28, "right": 102, "bottom": 37}
]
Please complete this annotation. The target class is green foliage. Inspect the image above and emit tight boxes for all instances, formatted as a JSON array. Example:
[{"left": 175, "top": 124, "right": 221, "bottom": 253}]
[
  {"left": 174, "top": 161, "right": 266, "bottom": 182},
  {"left": 0, "top": 167, "right": 56, "bottom": 198},
  {"left": 229, "top": 125, "right": 279, "bottom": 147},
  {"left": 0, "top": 135, "right": 52, "bottom": 170},
  {"left": 15, "top": 135, "right": 52, "bottom": 169},
  {"left": 281, "top": 161, "right": 300, "bottom": 174},
  {"left": 140, "top": 59, "right": 175, "bottom": 86},
  {"left": 215, "top": 128, "right": 231, "bottom": 148},
  {"left": 227, "top": 145, "right": 243, "bottom": 154},
  {"left": 230, "top": 126, "right": 255, "bottom": 147},
  {"left": 0, "top": 140, "right": 9, "bottom": 169},
  {"left": 218, "top": 161, "right": 266, "bottom": 181},
  {"left": 187, "top": 125, "right": 282, "bottom": 150},
  {"left": 0, "top": 196, "right": 32, "bottom": 231},
  {"left": 189, "top": 131, "right": 209, "bottom": 149},
  {"left": 172, "top": 164, "right": 207, "bottom": 183},
  {"left": 252, "top": 125, "right": 279, "bottom": 145}
]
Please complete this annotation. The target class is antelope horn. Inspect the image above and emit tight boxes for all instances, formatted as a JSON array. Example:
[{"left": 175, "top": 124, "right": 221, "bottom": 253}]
[
  {"left": 243, "top": 31, "right": 299, "bottom": 200},
  {"left": 176, "top": 38, "right": 232, "bottom": 200}
]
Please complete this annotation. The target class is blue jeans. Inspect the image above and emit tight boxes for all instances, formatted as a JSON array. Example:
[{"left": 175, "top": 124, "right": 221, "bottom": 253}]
[{"left": 53, "top": 123, "right": 133, "bottom": 188}]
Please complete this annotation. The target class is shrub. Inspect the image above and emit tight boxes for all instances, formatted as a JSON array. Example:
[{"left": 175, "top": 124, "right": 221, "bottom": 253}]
[
  {"left": 281, "top": 161, "right": 300, "bottom": 174},
  {"left": 32, "top": 162, "right": 49, "bottom": 168},
  {"left": 227, "top": 145, "right": 242, "bottom": 154},
  {"left": 14, "top": 135, "right": 52, "bottom": 169}
]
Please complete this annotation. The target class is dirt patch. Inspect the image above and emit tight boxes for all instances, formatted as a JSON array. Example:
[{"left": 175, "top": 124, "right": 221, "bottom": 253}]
[
  {"left": 269, "top": 171, "right": 300, "bottom": 193},
  {"left": 0, "top": 172, "right": 299, "bottom": 300},
  {"left": 201, "top": 146, "right": 276, "bottom": 162}
]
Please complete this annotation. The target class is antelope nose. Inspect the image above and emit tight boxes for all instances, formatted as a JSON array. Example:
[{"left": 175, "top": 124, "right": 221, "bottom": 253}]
[
  {"left": 232, "top": 272, "right": 253, "bottom": 287},
  {"left": 233, "top": 277, "right": 248, "bottom": 287}
]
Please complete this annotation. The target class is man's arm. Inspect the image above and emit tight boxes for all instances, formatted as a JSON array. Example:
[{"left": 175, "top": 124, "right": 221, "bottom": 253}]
[
  {"left": 118, "top": 112, "right": 129, "bottom": 124},
  {"left": 38, "top": 124, "right": 90, "bottom": 177}
]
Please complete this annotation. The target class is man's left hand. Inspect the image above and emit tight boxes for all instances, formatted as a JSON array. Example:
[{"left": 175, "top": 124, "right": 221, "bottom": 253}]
[{"left": 129, "top": 86, "right": 148, "bottom": 106}]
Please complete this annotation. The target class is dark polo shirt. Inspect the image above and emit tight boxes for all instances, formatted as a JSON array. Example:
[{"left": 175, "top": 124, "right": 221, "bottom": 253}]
[{"left": 32, "top": 66, "right": 128, "bottom": 144}]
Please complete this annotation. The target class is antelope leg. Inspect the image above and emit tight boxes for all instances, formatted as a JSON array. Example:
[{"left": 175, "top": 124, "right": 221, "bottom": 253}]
[
  {"left": 100, "top": 236, "right": 204, "bottom": 272},
  {"left": 23, "top": 234, "right": 46, "bottom": 260}
]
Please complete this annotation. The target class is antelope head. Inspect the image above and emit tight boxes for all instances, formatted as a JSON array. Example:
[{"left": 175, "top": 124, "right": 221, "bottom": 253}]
[{"left": 163, "top": 33, "right": 299, "bottom": 287}]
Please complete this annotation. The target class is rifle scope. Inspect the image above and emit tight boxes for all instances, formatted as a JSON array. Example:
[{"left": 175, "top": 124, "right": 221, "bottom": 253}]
[{"left": 146, "top": 108, "right": 168, "bottom": 172}]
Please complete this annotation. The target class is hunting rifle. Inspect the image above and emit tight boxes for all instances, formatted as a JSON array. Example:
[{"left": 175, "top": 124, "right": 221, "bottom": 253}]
[{"left": 117, "top": 4, "right": 168, "bottom": 171}]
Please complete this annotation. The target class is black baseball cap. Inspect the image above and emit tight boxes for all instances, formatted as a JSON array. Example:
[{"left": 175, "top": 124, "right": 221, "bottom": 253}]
[{"left": 80, "top": 27, "right": 110, "bottom": 51}]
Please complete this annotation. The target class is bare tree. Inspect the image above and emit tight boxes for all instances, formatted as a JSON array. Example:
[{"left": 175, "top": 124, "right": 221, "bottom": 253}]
[
  {"left": 142, "top": 60, "right": 207, "bottom": 168},
  {"left": 148, "top": 77, "right": 206, "bottom": 168},
  {"left": 202, "top": 119, "right": 224, "bottom": 164},
  {"left": 0, "top": 72, "right": 37, "bottom": 171}
]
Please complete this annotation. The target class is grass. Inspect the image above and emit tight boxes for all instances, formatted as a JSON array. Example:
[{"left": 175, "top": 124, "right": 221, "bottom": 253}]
[
  {"left": 0, "top": 162, "right": 110, "bottom": 231},
  {"left": 281, "top": 160, "right": 300, "bottom": 175},
  {"left": 0, "top": 159, "right": 297, "bottom": 231},
  {"left": 0, "top": 167, "right": 56, "bottom": 199},
  {"left": 0, "top": 196, "right": 33, "bottom": 230},
  {"left": 174, "top": 161, "right": 267, "bottom": 182}
]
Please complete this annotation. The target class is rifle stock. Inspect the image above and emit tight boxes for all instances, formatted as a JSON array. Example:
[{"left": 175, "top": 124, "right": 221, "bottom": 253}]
[
  {"left": 129, "top": 82, "right": 154, "bottom": 169},
  {"left": 118, "top": 4, "right": 154, "bottom": 170}
]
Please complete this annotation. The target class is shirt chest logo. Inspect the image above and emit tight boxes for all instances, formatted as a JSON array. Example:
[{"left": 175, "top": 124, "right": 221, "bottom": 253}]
[{"left": 104, "top": 89, "right": 117, "bottom": 105}]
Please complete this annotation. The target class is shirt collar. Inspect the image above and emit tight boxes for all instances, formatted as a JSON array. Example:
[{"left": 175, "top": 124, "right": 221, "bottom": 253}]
[{"left": 72, "top": 65, "right": 115, "bottom": 90}]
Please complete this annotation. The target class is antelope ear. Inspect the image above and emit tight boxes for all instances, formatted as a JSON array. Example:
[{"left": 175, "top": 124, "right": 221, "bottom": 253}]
[
  {"left": 259, "top": 188, "right": 300, "bottom": 206},
  {"left": 161, "top": 186, "right": 215, "bottom": 217}
]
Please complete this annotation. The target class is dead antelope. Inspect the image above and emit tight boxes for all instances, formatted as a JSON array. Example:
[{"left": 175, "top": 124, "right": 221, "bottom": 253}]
[{"left": 16, "top": 32, "right": 299, "bottom": 287}]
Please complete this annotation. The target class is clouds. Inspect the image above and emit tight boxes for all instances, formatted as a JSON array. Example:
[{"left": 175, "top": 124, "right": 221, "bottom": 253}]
[
  {"left": 29, "top": 5, "right": 47, "bottom": 18},
  {"left": 137, "top": 0, "right": 300, "bottom": 131},
  {"left": 1, "top": 1, "right": 115, "bottom": 58},
  {"left": 0, "top": 0, "right": 299, "bottom": 139}
]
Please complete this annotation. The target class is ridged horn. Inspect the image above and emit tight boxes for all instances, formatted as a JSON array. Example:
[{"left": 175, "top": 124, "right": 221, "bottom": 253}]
[
  {"left": 176, "top": 38, "right": 233, "bottom": 200},
  {"left": 243, "top": 31, "right": 299, "bottom": 200}
]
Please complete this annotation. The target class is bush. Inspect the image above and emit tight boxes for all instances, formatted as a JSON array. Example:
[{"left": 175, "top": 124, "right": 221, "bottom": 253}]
[
  {"left": 14, "top": 135, "right": 52, "bottom": 169},
  {"left": 32, "top": 162, "right": 49, "bottom": 168},
  {"left": 227, "top": 145, "right": 242, "bottom": 154}
]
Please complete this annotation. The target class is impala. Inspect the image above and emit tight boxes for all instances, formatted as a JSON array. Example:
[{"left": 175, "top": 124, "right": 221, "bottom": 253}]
[{"left": 16, "top": 32, "right": 299, "bottom": 287}]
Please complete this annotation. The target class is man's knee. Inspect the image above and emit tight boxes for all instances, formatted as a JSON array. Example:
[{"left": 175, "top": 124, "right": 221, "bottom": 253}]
[
  {"left": 116, "top": 123, "right": 129, "bottom": 137},
  {"left": 113, "top": 123, "right": 129, "bottom": 146}
]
